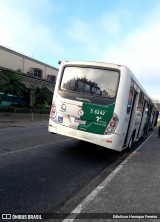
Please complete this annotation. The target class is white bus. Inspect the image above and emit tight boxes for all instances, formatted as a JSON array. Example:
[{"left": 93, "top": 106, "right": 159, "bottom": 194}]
[{"left": 48, "top": 60, "right": 158, "bottom": 152}]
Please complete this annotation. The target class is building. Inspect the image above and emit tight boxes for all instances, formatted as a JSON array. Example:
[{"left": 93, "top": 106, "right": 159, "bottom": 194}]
[
  {"left": 0, "top": 45, "right": 59, "bottom": 107},
  {"left": 0, "top": 45, "right": 58, "bottom": 82}
]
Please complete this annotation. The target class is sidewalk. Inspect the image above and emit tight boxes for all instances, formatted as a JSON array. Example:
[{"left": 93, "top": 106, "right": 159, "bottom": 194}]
[
  {"left": 0, "top": 120, "right": 49, "bottom": 128},
  {"left": 0, "top": 112, "right": 49, "bottom": 128},
  {"left": 64, "top": 128, "right": 160, "bottom": 221}
]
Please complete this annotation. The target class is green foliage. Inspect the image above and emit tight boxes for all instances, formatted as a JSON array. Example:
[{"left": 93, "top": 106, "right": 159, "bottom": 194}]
[
  {"left": 33, "top": 87, "right": 53, "bottom": 108},
  {"left": 0, "top": 71, "right": 53, "bottom": 108},
  {"left": 0, "top": 71, "right": 27, "bottom": 105},
  {"left": 0, "top": 71, "right": 26, "bottom": 96}
]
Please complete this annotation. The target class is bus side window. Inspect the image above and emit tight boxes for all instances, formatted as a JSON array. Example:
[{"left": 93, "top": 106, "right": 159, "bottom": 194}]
[{"left": 127, "top": 86, "right": 133, "bottom": 114}]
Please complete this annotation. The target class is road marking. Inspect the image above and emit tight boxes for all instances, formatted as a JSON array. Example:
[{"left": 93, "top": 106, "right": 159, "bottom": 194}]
[
  {"left": 62, "top": 131, "right": 155, "bottom": 222},
  {"left": 0, "top": 138, "right": 73, "bottom": 157}
]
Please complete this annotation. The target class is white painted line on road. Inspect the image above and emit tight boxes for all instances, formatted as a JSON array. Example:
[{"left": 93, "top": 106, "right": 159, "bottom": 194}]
[
  {"left": 0, "top": 138, "right": 73, "bottom": 157},
  {"left": 62, "top": 131, "right": 155, "bottom": 222}
]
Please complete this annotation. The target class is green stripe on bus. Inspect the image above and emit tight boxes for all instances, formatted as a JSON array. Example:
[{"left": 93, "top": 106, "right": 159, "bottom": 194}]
[{"left": 78, "top": 103, "right": 115, "bottom": 134}]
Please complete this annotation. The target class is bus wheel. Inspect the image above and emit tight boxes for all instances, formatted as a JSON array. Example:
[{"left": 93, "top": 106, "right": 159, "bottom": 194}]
[{"left": 127, "top": 133, "right": 134, "bottom": 152}]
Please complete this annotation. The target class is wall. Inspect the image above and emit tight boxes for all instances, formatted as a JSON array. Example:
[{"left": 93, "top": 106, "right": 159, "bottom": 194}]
[{"left": 0, "top": 45, "right": 58, "bottom": 79}]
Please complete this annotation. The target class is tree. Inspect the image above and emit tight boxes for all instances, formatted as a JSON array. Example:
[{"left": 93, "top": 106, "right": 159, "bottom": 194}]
[
  {"left": 33, "top": 87, "right": 53, "bottom": 108},
  {"left": 0, "top": 71, "right": 27, "bottom": 105}
]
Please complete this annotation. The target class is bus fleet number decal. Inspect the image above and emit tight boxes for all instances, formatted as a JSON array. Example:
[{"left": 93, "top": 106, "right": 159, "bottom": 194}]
[{"left": 90, "top": 109, "right": 105, "bottom": 116}]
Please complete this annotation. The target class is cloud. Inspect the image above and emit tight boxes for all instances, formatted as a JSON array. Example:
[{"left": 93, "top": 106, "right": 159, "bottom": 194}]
[
  {"left": 103, "top": 23, "right": 160, "bottom": 80},
  {"left": 66, "top": 7, "right": 132, "bottom": 60},
  {"left": 65, "top": 3, "right": 160, "bottom": 100},
  {"left": 0, "top": 0, "right": 160, "bottom": 100},
  {"left": 0, "top": 0, "right": 64, "bottom": 66},
  {"left": 66, "top": 19, "right": 101, "bottom": 57},
  {"left": 100, "top": 6, "right": 160, "bottom": 100}
]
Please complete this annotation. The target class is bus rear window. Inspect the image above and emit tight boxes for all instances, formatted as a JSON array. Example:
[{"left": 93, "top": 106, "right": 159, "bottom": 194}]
[{"left": 60, "top": 66, "right": 119, "bottom": 98}]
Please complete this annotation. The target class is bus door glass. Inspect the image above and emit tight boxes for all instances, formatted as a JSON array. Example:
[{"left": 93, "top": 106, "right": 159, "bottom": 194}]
[
  {"left": 127, "top": 83, "right": 135, "bottom": 114},
  {"left": 136, "top": 91, "right": 144, "bottom": 126}
]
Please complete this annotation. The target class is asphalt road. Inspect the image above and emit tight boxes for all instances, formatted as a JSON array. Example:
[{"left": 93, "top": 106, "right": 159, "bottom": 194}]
[{"left": 0, "top": 125, "right": 131, "bottom": 215}]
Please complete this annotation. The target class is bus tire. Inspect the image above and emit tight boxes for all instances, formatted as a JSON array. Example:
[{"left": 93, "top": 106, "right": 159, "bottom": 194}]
[{"left": 127, "top": 133, "right": 134, "bottom": 151}]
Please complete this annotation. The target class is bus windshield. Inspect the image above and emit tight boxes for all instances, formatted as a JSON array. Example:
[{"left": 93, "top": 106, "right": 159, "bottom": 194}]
[{"left": 60, "top": 66, "right": 119, "bottom": 98}]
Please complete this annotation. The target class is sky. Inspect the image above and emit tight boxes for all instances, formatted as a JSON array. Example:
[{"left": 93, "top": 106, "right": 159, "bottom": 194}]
[{"left": 0, "top": 0, "right": 160, "bottom": 101}]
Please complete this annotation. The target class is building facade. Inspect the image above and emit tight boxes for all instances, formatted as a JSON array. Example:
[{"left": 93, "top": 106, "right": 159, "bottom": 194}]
[{"left": 0, "top": 45, "right": 58, "bottom": 82}]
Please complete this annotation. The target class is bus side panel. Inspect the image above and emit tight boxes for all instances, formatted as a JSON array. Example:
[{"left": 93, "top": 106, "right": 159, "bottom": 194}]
[{"left": 110, "top": 67, "right": 132, "bottom": 150}]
